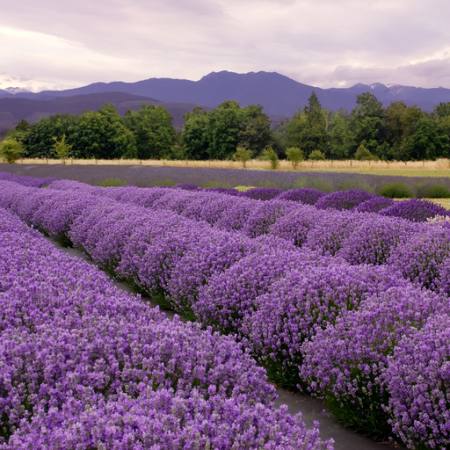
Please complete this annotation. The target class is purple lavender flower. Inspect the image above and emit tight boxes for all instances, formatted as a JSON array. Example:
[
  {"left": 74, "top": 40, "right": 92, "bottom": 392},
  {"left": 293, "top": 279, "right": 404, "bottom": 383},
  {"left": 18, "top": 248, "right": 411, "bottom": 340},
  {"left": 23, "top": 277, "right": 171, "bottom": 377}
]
[
  {"left": 355, "top": 196, "right": 394, "bottom": 213},
  {"left": 246, "top": 265, "right": 407, "bottom": 389},
  {"left": 384, "top": 314, "right": 450, "bottom": 449},
  {"left": 388, "top": 226, "right": 450, "bottom": 291},
  {"left": 315, "top": 190, "right": 374, "bottom": 211},
  {"left": 241, "top": 187, "right": 283, "bottom": 201},
  {"left": 276, "top": 188, "right": 325, "bottom": 205},
  {"left": 301, "top": 286, "right": 446, "bottom": 438},
  {"left": 380, "top": 199, "right": 449, "bottom": 222}
]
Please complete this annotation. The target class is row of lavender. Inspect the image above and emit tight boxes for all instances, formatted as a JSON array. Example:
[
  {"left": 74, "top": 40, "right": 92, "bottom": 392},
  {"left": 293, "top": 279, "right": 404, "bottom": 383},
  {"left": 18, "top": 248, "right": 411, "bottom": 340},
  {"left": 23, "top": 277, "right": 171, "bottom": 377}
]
[
  {"left": 186, "top": 185, "right": 450, "bottom": 222},
  {"left": 0, "top": 179, "right": 448, "bottom": 448},
  {"left": 0, "top": 206, "right": 331, "bottom": 449},
  {"left": 49, "top": 179, "right": 449, "bottom": 292}
]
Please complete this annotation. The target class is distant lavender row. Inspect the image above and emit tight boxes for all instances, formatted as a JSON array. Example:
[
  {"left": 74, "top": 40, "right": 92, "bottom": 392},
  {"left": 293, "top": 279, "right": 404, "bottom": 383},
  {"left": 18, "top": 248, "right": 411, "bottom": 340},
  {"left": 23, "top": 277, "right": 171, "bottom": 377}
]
[
  {"left": 0, "top": 171, "right": 53, "bottom": 187},
  {"left": 2, "top": 163, "right": 450, "bottom": 194},
  {"left": 0, "top": 180, "right": 448, "bottom": 447},
  {"left": 0, "top": 207, "right": 331, "bottom": 449}
]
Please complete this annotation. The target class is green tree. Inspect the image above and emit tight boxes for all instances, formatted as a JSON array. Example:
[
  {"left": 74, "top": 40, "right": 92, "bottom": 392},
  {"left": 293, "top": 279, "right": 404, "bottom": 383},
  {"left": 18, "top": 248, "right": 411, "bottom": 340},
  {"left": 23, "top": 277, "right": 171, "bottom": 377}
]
[
  {"left": 234, "top": 146, "right": 252, "bottom": 168},
  {"left": 0, "top": 138, "right": 24, "bottom": 163},
  {"left": 401, "top": 117, "right": 450, "bottom": 160},
  {"left": 354, "top": 143, "right": 377, "bottom": 160},
  {"left": 182, "top": 108, "right": 211, "bottom": 160},
  {"left": 53, "top": 134, "right": 72, "bottom": 163},
  {"left": 308, "top": 149, "right": 326, "bottom": 160},
  {"left": 301, "top": 92, "right": 328, "bottom": 156},
  {"left": 70, "top": 105, "right": 136, "bottom": 159},
  {"left": 351, "top": 92, "right": 386, "bottom": 157},
  {"left": 239, "top": 105, "right": 272, "bottom": 154},
  {"left": 328, "top": 111, "right": 353, "bottom": 159},
  {"left": 385, "top": 102, "right": 424, "bottom": 160},
  {"left": 260, "top": 146, "right": 279, "bottom": 169},
  {"left": 124, "top": 105, "right": 175, "bottom": 159},
  {"left": 207, "top": 101, "right": 243, "bottom": 159},
  {"left": 23, "top": 115, "right": 77, "bottom": 158},
  {"left": 434, "top": 102, "right": 450, "bottom": 118},
  {"left": 286, "top": 146, "right": 304, "bottom": 168}
]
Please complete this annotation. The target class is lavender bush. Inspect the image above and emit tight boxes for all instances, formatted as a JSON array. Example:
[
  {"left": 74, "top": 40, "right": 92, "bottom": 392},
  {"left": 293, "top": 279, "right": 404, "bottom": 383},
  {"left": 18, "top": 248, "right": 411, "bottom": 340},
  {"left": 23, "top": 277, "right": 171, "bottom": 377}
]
[
  {"left": 380, "top": 198, "right": 449, "bottom": 222},
  {"left": 301, "top": 286, "right": 445, "bottom": 438},
  {"left": 385, "top": 314, "right": 450, "bottom": 449}
]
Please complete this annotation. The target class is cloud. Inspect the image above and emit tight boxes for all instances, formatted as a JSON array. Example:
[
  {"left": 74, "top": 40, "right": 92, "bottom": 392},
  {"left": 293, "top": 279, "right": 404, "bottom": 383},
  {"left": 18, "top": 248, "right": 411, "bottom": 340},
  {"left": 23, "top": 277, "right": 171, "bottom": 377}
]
[{"left": 0, "top": 0, "right": 449, "bottom": 90}]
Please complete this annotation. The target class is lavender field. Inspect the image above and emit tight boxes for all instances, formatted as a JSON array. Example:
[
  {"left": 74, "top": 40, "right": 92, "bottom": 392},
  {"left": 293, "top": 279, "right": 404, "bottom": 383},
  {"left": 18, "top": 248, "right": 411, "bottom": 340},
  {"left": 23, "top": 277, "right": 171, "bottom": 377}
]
[{"left": 0, "top": 172, "right": 448, "bottom": 449}]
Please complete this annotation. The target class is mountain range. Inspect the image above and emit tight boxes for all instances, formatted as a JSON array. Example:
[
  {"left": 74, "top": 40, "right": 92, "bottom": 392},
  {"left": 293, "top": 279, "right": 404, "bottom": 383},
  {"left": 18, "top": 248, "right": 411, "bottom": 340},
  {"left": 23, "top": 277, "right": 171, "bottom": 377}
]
[{"left": 1, "top": 70, "right": 450, "bottom": 135}]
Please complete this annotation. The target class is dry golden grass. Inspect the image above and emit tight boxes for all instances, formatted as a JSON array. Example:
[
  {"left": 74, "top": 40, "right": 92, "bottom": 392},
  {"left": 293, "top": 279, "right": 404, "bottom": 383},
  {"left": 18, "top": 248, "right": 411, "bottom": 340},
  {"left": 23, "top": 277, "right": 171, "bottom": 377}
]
[{"left": 10, "top": 157, "right": 450, "bottom": 178}]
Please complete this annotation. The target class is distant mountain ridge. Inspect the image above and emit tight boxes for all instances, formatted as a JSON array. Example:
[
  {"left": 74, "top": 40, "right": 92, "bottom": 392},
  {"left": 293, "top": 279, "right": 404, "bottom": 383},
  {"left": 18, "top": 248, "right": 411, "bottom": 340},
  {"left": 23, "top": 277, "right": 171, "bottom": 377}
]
[{"left": 1, "top": 70, "right": 450, "bottom": 135}]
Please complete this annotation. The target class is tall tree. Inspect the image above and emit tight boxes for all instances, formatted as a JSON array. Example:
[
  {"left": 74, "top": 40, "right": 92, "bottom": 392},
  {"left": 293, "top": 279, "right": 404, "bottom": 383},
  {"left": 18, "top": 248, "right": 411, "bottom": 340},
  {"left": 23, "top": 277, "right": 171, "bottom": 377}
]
[
  {"left": 351, "top": 92, "right": 386, "bottom": 157},
  {"left": 328, "top": 111, "right": 354, "bottom": 159},
  {"left": 182, "top": 107, "right": 210, "bottom": 160},
  {"left": 124, "top": 105, "right": 176, "bottom": 159},
  {"left": 207, "top": 101, "right": 243, "bottom": 159},
  {"left": 70, "top": 105, "right": 136, "bottom": 159},
  {"left": 239, "top": 105, "right": 272, "bottom": 155},
  {"left": 301, "top": 92, "right": 328, "bottom": 155}
]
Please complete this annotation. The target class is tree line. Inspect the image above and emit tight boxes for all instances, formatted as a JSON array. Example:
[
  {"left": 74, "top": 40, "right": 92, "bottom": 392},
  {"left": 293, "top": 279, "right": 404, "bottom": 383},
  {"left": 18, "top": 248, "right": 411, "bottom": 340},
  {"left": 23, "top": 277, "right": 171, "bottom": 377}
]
[{"left": 2, "top": 92, "right": 450, "bottom": 163}]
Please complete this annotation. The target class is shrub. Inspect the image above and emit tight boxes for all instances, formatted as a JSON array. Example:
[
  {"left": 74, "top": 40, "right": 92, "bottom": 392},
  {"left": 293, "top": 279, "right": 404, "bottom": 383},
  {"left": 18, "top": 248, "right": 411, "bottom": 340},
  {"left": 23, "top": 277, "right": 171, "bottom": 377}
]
[
  {"left": 380, "top": 199, "right": 449, "bottom": 222},
  {"left": 416, "top": 184, "right": 450, "bottom": 199},
  {"left": 247, "top": 265, "right": 405, "bottom": 388},
  {"left": 260, "top": 146, "right": 279, "bottom": 169},
  {"left": 301, "top": 286, "right": 445, "bottom": 438},
  {"left": 234, "top": 146, "right": 252, "bottom": 168},
  {"left": 338, "top": 216, "right": 419, "bottom": 265},
  {"left": 308, "top": 149, "right": 326, "bottom": 161},
  {"left": 315, "top": 190, "right": 374, "bottom": 211},
  {"left": 241, "top": 187, "right": 282, "bottom": 201},
  {"left": 388, "top": 226, "right": 450, "bottom": 291},
  {"left": 385, "top": 314, "right": 450, "bottom": 450},
  {"left": 53, "top": 134, "right": 72, "bottom": 162},
  {"left": 269, "top": 206, "right": 323, "bottom": 247},
  {"left": 276, "top": 188, "right": 324, "bottom": 205},
  {"left": 378, "top": 182, "right": 413, "bottom": 198},
  {"left": 354, "top": 143, "right": 378, "bottom": 161},
  {"left": 286, "top": 147, "right": 304, "bottom": 169},
  {"left": 355, "top": 196, "right": 394, "bottom": 213},
  {"left": 98, "top": 178, "right": 127, "bottom": 187},
  {"left": 0, "top": 138, "right": 24, "bottom": 164}
]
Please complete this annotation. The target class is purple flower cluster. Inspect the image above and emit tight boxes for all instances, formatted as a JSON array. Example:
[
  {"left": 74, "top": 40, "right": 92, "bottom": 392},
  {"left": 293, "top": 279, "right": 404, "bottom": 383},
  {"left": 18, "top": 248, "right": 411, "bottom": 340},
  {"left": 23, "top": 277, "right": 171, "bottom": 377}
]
[
  {"left": 388, "top": 226, "right": 450, "bottom": 291},
  {"left": 0, "top": 207, "right": 331, "bottom": 449},
  {"left": 195, "top": 249, "right": 344, "bottom": 335},
  {"left": 246, "top": 265, "right": 407, "bottom": 389},
  {"left": 380, "top": 198, "right": 449, "bottom": 222},
  {"left": 241, "top": 187, "right": 283, "bottom": 200},
  {"left": 276, "top": 188, "right": 325, "bottom": 204},
  {"left": 384, "top": 314, "right": 450, "bottom": 449},
  {"left": 355, "top": 196, "right": 394, "bottom": 213},
  {"left": 315, "top": 190, "right": 374, "bottom": 210},
  {"left": 300, "top": 286, "right": 446, "bottom": 437},
  {"left": 0, "top": 172, "right": 53, "bottom": 187},
  {"left": 337, "top": 216, "right": 421, "bottom": 265},
  {"left": 5, "top": 389, "right": 330, "bottom": 450}
]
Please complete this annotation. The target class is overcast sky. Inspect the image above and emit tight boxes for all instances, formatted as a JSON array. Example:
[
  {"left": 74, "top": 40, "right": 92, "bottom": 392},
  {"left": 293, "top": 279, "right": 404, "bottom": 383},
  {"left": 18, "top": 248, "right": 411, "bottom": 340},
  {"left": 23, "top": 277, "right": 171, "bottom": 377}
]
[{"left": 1, "top": 0, "right": 450, "bottom": 91}]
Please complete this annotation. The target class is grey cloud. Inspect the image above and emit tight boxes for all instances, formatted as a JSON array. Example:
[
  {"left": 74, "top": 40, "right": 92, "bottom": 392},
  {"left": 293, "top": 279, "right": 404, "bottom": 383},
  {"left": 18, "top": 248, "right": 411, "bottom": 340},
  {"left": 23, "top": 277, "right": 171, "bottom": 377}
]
[{"left": 0, "top": 0, "right": 449, "bottom": 90}]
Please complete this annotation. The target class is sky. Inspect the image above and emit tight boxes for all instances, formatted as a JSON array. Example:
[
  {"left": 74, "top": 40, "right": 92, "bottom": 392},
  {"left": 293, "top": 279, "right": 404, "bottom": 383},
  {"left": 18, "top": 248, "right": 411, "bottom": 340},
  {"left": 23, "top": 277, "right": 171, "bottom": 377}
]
[{"left": 1, "top": 0, "right": 450, "bottom": 91}]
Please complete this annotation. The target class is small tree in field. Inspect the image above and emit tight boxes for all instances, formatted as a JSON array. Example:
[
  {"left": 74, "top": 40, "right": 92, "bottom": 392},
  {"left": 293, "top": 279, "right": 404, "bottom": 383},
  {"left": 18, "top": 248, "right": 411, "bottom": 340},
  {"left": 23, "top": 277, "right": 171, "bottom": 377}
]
[
  {"left": 234, "top": 146, "right": 252, "bottom": 168},
  {"left": 53, "top": 134, "right": 72, "bottom": 164},
  {"left": 286, "top": 147, "right": 304, "bottom": 169},
  {"left": 261, "top": 146, "right": 279, "bottom": 169},
  {"left": 0, "top": 138, "right": 24, "bottom": 164},
  {"left": 354, "top": 143, "right": 378, "bottom": 161},
  {"left": 308, "top": 149, "right": 326, "bottom": 161}
]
